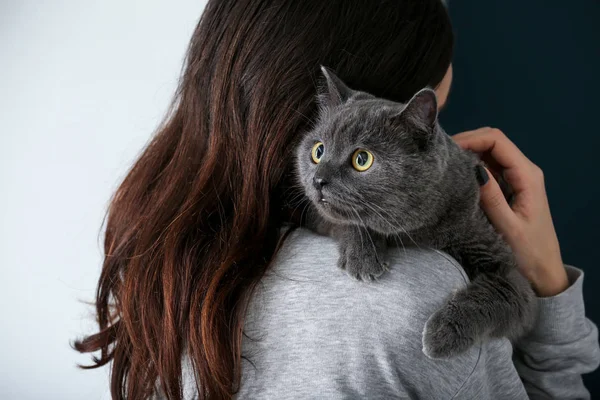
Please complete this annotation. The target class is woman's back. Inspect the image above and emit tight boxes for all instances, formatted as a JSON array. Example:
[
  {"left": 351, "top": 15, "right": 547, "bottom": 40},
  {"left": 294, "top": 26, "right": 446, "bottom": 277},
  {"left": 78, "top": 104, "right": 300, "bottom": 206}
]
[{"left": 233, "top": 228, "right": 526, "bottom": 399}]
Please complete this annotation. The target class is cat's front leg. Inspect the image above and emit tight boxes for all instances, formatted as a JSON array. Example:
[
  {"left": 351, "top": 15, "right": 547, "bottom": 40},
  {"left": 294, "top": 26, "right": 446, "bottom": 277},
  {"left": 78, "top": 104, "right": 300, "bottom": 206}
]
[
  {"left": 335, "top": 225, "right": 389, "bottom": 281},
  {"left": 423, "top": 268, "right": 536, "bottom": 358},
  {"left": 422, "top": 228, "right": 537, "bottom": 358}
]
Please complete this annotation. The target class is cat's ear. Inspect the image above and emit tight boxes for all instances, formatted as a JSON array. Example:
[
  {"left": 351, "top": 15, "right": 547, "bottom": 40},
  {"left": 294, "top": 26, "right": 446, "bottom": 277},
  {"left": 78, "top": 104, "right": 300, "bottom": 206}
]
[
  {"left": 389, "top": 88, "right": 439, "bottom": 151},
  {"left": 399, "top": 88, "right": 439, "bottom": 130},
  {"left": 318, "top": 65, "right": 354, "bottom": 108}
]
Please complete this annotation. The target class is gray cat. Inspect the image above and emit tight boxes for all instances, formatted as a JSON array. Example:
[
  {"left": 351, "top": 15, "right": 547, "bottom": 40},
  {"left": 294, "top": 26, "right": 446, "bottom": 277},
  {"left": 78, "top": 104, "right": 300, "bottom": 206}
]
[{"left": 295, "top": 66, "right": 537, "bottom": 359}]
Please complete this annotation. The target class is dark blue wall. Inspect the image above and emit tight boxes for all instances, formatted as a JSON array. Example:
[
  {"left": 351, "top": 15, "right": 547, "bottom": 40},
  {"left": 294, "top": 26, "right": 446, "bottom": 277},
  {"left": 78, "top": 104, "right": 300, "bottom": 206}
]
[{"left": 442, "top": 1, "right": 600, "bottom": 394}]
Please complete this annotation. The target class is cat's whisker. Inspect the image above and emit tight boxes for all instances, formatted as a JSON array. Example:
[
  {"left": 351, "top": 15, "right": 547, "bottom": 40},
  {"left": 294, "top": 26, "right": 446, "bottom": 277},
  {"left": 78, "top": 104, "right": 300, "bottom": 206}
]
[
  {"left": 396, "top": 235, "right": 407, "bottom": 258},
  {"left": 286, "top": 192, "right": 308, "bottom": 208},
  {"left": 367, "top": 202, "right": 421, "bottom": 250},
  {"left": 285, "top": 105, "right": 313, "bottom": 125},
  {"left": 299, "top": 201, "right": 311, "bottom": 227},
  {"left": 283, "top": 178, "right": 308, "bottom": 198},
  {"left": 338, "top": 207, "right": 366, "bottom": 255},
  {"left": 350, "top": 205, "right": 378, "bottom": 257},
  {"left": 282, "top": 186, "right": 300, "bottom": 199},
  {"left": 361, "top": 201, "right": 413, "bottom": 256},
  {"left": 329, "top": 187, "right": 382, "bottom": 256},
  {"left": 346, "top": 206, "right": 365, "bottom": 253},
  {"left": 367, "top": 204, "right": 406, "bottom": 256},
  {"left": 358, "top": 202, "right": 407, "bottom": 257}
]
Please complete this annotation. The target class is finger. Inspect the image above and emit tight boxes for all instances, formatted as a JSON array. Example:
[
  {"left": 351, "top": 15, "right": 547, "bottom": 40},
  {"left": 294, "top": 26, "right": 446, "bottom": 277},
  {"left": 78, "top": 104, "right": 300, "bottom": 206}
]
[
  {"left": 479, "top": 153, "right": 504, "bottom": 177},
  {"left": 453, "top": 128, "right": 505, "bottom": 172},
  {"left": 476, "top": 166, "right": 519, "bottom": 234},
  {"left": 454, "top": 128, "right": 530, "bottom": 171},
  {"left": 454, "top": 128, "right": 505, "bottom": 172},
  {"left": 452, "top": 127, "right": 494, "bottom": 153},
  {"left": 452, "top": 127, "right": 493, "bottom": 142}
]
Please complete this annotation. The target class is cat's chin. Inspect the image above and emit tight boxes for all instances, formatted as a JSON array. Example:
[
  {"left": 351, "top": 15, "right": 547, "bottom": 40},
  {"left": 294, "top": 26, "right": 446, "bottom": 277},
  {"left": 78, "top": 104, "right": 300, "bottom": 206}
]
[{"left": 313, "top": 200, "right": 353, "bottom": 224}]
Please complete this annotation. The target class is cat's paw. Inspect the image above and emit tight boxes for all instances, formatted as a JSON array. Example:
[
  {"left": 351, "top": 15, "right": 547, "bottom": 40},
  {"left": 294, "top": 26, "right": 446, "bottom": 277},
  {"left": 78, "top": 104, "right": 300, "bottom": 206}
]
[
  {"left": 338, "top": 244, "right": 388, "bottom": 281},
  {"left": 422, "top": 305, "right": 477, "bottom": 359}
]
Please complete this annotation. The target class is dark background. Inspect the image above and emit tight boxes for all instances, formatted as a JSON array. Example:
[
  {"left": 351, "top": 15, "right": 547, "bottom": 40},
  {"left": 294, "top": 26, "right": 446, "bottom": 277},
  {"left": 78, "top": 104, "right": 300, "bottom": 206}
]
[{"left": 442, "top": 1, "right": 600, "bottom": 394}]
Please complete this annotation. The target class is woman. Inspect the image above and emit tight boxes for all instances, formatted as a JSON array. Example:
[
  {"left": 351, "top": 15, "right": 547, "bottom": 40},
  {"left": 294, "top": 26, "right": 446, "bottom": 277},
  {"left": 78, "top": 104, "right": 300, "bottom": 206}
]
[{"left": 75, "top": 0, "right": 600, "bottom": 399}]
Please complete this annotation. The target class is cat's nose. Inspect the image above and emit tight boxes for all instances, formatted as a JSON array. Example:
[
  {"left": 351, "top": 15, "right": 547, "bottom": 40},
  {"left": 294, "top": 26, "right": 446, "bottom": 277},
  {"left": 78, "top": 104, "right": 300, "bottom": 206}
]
[{"left": 313, "top": 177, "right": 328, "bottom": 190}]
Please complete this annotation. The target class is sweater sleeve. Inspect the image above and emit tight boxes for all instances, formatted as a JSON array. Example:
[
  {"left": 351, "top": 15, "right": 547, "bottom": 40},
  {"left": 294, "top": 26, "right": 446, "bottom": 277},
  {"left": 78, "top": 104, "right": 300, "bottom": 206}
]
[{"left": 512, "top": 266, "right": 600, "bottom": 400}]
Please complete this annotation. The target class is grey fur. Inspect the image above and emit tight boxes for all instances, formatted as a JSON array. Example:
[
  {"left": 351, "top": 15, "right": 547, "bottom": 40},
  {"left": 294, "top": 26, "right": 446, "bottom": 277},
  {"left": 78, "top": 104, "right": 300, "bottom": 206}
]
[{"left": 294, "top": 66, "right": 537, "bottom": 359}]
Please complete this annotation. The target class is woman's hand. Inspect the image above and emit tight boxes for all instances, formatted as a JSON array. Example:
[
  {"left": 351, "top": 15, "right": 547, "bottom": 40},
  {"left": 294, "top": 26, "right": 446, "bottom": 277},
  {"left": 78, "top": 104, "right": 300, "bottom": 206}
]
[{"left": 453, "top": 127, "right": 568, "bottom": 297}]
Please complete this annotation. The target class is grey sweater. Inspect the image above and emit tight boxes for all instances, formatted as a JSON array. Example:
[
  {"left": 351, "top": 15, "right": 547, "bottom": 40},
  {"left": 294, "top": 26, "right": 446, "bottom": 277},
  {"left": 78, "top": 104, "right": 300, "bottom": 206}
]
[{"left": 177, "top": 228, "right": 600, "bottom": 399}]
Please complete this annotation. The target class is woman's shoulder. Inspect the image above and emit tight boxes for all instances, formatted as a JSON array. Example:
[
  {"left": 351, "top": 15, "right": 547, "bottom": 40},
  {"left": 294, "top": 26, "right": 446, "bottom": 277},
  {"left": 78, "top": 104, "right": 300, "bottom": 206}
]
[
  {"left": 238, "top": 228, "right": 487, "bottom": 398},
  {"left": 274, "top": 226, "right": 470, "bottom": 295},
  {"left": 265, "top": 228, "right": 470, "bottom": 336},
  {"left": 264, "top": 226, "right": 472, "bottom": 343}
]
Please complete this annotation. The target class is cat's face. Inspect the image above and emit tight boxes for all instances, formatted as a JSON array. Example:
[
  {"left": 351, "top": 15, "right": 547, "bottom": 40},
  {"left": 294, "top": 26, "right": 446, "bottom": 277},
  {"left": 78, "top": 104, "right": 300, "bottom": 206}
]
[{"left": 295, "top": 67, "right": 449, "bottom": 234}]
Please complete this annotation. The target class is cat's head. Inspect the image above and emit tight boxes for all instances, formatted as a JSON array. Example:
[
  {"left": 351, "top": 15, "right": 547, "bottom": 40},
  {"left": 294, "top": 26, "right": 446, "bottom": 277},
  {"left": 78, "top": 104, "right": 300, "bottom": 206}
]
[{"left": 295, "top": 66, "right": 451, "bottom": 234}]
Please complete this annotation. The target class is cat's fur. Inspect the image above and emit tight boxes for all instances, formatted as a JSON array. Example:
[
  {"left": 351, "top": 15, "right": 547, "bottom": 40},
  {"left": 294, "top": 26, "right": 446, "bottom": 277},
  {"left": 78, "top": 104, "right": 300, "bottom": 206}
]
[{"left": 295, "top": 66, "right": 537, "bottom": 359}]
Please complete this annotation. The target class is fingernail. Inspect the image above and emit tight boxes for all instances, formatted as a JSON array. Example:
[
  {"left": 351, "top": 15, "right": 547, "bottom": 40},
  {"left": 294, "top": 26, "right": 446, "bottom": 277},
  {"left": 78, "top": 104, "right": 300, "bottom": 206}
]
[{"left": 475, "top": 165, "right": 489, "bottom": 186}]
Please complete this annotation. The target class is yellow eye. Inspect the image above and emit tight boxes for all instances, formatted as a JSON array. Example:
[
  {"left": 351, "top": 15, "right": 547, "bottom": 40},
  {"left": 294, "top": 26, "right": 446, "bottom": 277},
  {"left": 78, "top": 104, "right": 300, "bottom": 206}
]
[
  {"left": 352, "top": 149, "right": 374, "bottom": 171},
  {"left": 311, "top": 142, "right": 324, "bottom": 164}
]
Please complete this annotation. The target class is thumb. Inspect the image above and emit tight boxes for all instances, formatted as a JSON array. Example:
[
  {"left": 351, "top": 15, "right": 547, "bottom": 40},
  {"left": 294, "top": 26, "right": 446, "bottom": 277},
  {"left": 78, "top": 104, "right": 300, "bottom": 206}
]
[{"left": 475, "top": 166, "right": 518, "bottom": 234}]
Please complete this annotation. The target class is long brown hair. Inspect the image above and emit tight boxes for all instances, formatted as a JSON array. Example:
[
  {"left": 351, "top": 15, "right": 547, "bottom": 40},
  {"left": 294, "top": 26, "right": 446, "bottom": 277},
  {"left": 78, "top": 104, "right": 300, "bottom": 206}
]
[{"left": 75, "top": 1, "right": 453, "bottom": 398}]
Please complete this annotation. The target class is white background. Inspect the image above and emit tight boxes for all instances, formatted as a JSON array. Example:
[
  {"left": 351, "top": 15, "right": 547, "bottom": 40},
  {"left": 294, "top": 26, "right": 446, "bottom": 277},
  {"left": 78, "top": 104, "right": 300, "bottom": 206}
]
[{"left": 0, "top": 1, "right": 208, "bottom": 399}]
